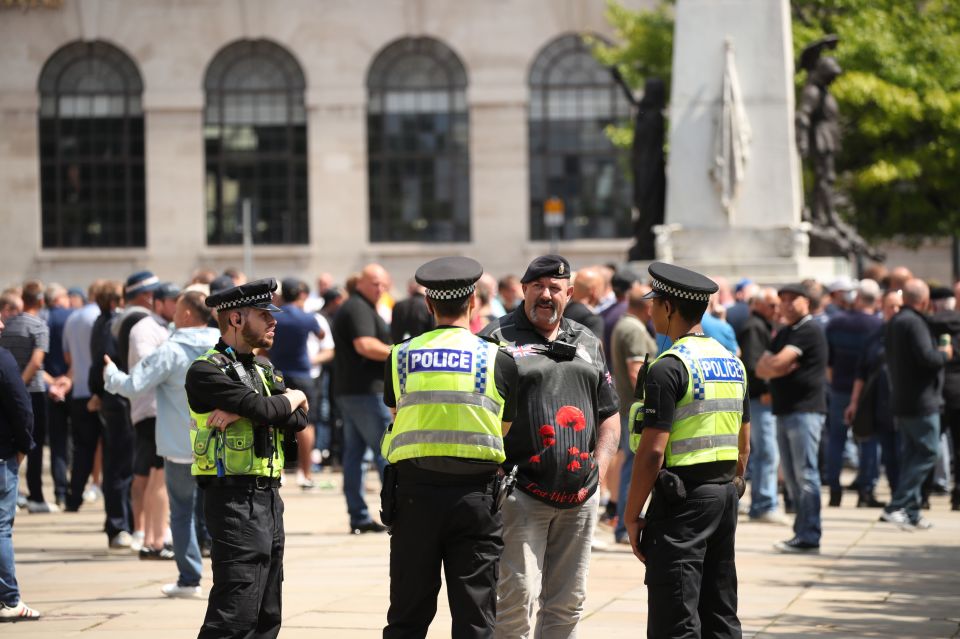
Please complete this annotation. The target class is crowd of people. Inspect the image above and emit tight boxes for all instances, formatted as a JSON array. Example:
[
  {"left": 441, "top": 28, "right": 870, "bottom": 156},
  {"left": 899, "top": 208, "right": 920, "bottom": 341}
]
[{"left": 0, "top": 257, "right": 957, "bottom": 630}]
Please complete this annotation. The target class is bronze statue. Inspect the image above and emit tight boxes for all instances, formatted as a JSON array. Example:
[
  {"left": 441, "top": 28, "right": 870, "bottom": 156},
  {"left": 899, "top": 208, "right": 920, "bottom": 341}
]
[
  {"left": 796, "top": 36, "right": 881, "bottom": 260},
  {"left": 612, "top": 69, "right": 666, "bottom": 261}
]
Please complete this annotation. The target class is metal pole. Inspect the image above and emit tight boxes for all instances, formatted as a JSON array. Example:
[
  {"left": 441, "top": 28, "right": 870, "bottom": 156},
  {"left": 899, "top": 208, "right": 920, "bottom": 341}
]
[{"left": 242, "top": 198, "right": 253, "bottom": 278}]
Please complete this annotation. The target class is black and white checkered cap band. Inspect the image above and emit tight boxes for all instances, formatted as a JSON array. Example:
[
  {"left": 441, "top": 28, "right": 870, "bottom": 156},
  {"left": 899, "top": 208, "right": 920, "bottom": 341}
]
[
  {"left": 651, "top": 278, "right": 711, "bottom": 302},
  {"left": 125, "top": 275, "right": 158, "bottom": 295},
  {"left": 425, "top": 284, "right": 475, "bottom": 300},
  {"left": 217, "top": 291, "right": 272, "bottom": 311}
]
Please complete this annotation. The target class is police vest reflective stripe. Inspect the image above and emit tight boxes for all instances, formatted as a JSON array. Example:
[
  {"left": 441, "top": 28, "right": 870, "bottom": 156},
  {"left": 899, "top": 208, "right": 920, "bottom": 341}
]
[
  {"left": 630, "top": 336, "right": 745, "bottom": 465},
  {"left": 189, "top": 348, "right": 285, "bottom": 478},
  {"left": 382, "top": 328, "right": 506, "bottom": 464},
  {"left": 396, "top": 390, "right": 502, "bottom": 415}
]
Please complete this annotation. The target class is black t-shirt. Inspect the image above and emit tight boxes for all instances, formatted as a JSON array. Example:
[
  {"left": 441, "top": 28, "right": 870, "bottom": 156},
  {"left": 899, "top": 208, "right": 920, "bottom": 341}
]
[
  {"left": 390, "top": 294, "right": 435, "bottom": 343},
  {"left": 768, "top": 315, "right": 828, "bottom": 415},
  {"left": 641, "top": 336, "right": 749, "bottom": 485},
  {"left": 480, "top": 305, "right": 619, "bottom": 508},
  {"left": 383, "top": 327, "right": 519, "bottom": 475},
  {"left": 332, "top": 294, "right": 392, "bottom": 395}
]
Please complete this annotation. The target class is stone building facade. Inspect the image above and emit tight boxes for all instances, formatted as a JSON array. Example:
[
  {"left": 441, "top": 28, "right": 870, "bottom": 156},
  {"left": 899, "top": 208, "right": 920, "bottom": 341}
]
[{"left": 0, "top": 0, "right": 650, "bottom": 288}]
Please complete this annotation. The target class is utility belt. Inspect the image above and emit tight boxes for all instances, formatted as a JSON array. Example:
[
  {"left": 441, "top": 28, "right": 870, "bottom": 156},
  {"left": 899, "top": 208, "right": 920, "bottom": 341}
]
[
  {"left": 380, "top": 463, "right": 517, "bottom": 526},
  {"left": 198, "top": 475, "right": 281, "bottom": 490},
  {"left": 651, "top": 469, "right": 745, "bottom": 510}
]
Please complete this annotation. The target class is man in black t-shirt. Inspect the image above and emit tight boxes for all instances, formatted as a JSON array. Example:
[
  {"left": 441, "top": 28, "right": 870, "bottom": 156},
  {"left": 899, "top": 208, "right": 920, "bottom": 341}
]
[
  {"left": 757, "top": 282, "right": 828, "bottom": 554},
  {"left": 480, "top": 255, "right": 620, "bottom": 638},
  {"left": 331, "top": 264, "right": 393, "bottom": 534}
]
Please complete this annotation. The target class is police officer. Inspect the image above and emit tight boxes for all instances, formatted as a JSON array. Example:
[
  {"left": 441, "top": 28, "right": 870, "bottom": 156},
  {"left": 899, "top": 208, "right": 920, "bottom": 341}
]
[
  {"left": 184, "top": 278, "right": 309, "bottom": 639},
  {"left": 623, "top": 262, "right": 751, "bottom": 639},
  {"left": 381, "top": 257, "right": 518, "bottom": 639}
]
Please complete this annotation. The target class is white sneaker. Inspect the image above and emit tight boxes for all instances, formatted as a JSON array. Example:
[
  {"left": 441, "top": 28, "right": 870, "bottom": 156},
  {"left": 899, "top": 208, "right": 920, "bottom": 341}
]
[
  {"left": 26, "top": 500, "right": 59, "bottom": 514},
  {"left": 879, "top": 509, "right": 915, "bottom": 532},
  {"left": 0, "top": 600, "right": 40, "bottom": 622},
  {"left": 161, "top": 583, "right": 203, "bottom": 599},
  {"left": 750, "top": 510, "right": 790, "bottom": 525},
  {"left": 913, "top": 516, "right": 933, "bottom": 530},
  {"left": 109, "top": 531, "right": 133, "bottom": 551},
  {"left": 130, "top": 530, "right": 145, "bottom": 552},
  {"left": 82, "top": 484, "right": 102, "bottom": 503}
]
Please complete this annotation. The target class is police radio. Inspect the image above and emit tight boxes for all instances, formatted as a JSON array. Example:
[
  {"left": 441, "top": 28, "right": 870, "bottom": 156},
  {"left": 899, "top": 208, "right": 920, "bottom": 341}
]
[{"left": 628, "top": 354, "right": 650, "bottom": 453}]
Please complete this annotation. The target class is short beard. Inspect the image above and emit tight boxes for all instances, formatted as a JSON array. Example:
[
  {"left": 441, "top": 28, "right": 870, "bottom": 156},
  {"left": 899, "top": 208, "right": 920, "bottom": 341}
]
[
  {"left": 526, "top": 301, "right": 559, "bottom": 327},
  {"left": 241, "top": 322, "right": 272, "bottom": 349}
]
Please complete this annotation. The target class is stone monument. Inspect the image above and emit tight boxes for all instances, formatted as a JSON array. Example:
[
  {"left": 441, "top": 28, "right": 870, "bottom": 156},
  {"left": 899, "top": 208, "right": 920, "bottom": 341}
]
[{"left": 653, "top": 0, "right": 851, "bottom": 281}]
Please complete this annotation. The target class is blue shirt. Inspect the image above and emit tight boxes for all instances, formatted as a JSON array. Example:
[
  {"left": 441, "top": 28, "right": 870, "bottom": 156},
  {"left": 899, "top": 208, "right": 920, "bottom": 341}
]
[
  {"left": 270, "top": 304, "right": 320, "bottom": 378},
  {"left": 701, "top": 312, "right": 739, "bottom": 355},
  {"left": 46, "top": 306, "right": 74, "bottom": 377},
  {"left": 61, "top": 303, "right": 101, "bottom": 399}
]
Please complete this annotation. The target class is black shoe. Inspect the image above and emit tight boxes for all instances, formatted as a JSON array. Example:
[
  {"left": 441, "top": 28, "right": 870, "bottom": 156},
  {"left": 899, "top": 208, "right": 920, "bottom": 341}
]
[
  {"left": 350, "top": 521, "right": 387, "bottom": 535},
  {"left": 857, "top": 492, "right": 886, "bottom": 508},
  {"left": 774, "top": 537, "right": 820, "bottom": 554},
  {"left": 829, "top": 487, "right": 842, "bottom": 507},
  {"left": 951, "top": 490, "right": 960, "bottom": 511}
]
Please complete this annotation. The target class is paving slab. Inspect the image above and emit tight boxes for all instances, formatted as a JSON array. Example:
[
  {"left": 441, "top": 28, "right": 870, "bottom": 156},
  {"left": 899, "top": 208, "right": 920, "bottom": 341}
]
[{"left": 5, "top": 469, "right": 960, "bottom": 637}]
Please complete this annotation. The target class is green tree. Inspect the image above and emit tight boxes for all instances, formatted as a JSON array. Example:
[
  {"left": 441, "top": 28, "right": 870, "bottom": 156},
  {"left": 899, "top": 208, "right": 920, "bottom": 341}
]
[{"left": 596, "top": 0, "right": 960, "bottom": 241}]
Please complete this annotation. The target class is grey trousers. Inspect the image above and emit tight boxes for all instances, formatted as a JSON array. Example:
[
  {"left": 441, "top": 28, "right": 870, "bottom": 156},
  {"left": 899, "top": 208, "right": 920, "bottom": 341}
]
[{"left": 495, "top": 489, "right": 599, "bottom": 639}]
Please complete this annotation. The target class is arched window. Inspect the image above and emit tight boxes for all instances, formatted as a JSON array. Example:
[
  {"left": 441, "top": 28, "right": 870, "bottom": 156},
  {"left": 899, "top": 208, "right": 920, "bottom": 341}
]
[
  {"left": 528, "top": 35, "right": 632, "bottom": 240},
  {"left": 367, "top": 38, "right": 470, "bottom": 243},
  {"left": 38, "top": 41, "right": 145, "bottom": 248},
  {"left": 204, "top": 40, "right": 308, "bottom": 245}
]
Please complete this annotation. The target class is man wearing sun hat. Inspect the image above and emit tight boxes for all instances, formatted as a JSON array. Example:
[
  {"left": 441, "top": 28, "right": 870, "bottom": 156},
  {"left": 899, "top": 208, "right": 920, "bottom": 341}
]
[
  {"left": 381, "top": 256, "right": 518, "bottom": 639},
  {"left": 623, "top": 261, "right": 751, "bottom": 639},
  {"left": 184, "top": 278, "right": 310, "bottom": 639}
]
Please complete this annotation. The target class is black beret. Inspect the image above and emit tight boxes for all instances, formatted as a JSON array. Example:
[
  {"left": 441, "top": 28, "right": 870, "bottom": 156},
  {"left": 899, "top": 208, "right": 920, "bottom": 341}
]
[
  {"left": 643, "top": 262, "right": 718, "bottom": 302},
  {"left": 206, "top": 277, "right": 282, "bottom": 312},
  {"left": 415, "top": 256, "right": 483, "bottom": 300},
  {"left": 777, "top": 282, "right": 811, "bottom": 299},
  {"left": 520, "top": 254, "right": 571, "bottom": 284},
  {"left": 930, "top": 286, "right": 953, "bottom": 301}
]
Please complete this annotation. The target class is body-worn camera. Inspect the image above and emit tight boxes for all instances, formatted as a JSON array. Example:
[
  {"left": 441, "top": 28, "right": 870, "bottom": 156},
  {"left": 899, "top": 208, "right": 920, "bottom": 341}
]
[{"left": 546, "top": 340, "right": 577, "bottom": 361}]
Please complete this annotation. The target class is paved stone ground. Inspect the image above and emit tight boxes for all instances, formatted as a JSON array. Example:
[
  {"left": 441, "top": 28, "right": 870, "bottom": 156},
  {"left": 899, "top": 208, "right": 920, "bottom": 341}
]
[{"left": 5, "top": 469, "right": 960, "bottom": 638}]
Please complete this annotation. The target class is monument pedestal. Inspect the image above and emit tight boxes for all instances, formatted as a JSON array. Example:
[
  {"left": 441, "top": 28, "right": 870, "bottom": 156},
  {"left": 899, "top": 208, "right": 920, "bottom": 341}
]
[
  {"left": 654, "top": 0, "right": 852, "bottom": 283},
  {"left": 651, "top": 223, "right": 851, "bottom": 283}
]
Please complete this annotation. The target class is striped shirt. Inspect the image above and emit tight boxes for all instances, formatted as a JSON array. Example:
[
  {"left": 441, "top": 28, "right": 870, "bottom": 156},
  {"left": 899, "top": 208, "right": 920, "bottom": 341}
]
[{"left": 0, "top": 312, "right": 49, "bottom": 392}]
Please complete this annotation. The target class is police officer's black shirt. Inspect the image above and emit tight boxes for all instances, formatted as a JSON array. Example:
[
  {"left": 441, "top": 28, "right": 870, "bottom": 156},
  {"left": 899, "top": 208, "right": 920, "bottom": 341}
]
[
  {"left": 383, "top": 326, "right": 518, "bottom": 478},
  {"left": 642, "top": 336, "right": 750, "bottom": 486},
  {"left": 185, "top": 340, "right": 308, "bottom": 430},
  {"left": 480, "top": 305, "right": 619, "bottom": 508}
]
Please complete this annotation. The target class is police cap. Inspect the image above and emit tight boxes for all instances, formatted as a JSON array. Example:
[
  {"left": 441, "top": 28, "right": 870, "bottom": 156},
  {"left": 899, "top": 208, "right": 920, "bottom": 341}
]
[
  {"left": 206, "top": 277, "right": 282, "bottom": 312},
  {"left": 642, "top": 262, "right": 718, "bottom": 302},
  {"left": 520, "top": 254, "right": 571, "bottom": 284},
  {"left": 415, "top": 256, "right": 483, "bottom": 300}
]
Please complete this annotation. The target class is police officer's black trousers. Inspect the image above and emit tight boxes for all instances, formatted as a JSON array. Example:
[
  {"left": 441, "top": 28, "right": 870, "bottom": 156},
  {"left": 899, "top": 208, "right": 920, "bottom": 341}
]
[
  {"left": 198, "top": 484, "right": 284, "bottom": 639},
  {"left": 384, "top": 480, "right": 503, "bottom": 639},
  {"left": 641, "top": 481, "right": 741, "bottom": 639}
]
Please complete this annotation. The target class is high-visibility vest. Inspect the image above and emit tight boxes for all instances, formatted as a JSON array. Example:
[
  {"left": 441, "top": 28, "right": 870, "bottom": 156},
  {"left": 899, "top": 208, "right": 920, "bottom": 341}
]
[
  {"left": 630, "top": 336, "right": 744, "bottom": 467},
  {"left": 189, "top": 348, "right": 285, "bottom": 478},
  {"left": 382, "top": 328, "right": 506, "bottom": 464}
]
